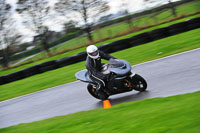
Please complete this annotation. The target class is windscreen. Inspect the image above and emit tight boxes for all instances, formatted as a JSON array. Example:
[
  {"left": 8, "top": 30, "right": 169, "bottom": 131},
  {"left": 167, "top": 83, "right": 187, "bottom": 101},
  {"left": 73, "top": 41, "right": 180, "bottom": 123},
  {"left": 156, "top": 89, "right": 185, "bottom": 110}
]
[{"left": 108, "top": 59, "right": 125, "bottom": 68}]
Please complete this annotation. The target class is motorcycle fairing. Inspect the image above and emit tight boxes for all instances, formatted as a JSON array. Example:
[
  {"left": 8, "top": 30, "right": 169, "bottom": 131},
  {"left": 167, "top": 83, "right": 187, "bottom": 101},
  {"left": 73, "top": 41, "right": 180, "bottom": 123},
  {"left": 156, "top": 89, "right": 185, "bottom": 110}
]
[
  {"left": 75, "top": 69, "right": 94, "bottom": 83},
  {"left": 108, "top": 59, "right": 131, "bottom": 76}
]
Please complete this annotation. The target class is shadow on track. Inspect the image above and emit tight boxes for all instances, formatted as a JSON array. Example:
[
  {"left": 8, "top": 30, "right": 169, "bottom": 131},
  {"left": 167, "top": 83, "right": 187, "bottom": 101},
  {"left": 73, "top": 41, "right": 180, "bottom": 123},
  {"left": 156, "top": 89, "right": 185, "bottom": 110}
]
[{"left": 94, "top": 90, "right": 150, "bottom": 107}]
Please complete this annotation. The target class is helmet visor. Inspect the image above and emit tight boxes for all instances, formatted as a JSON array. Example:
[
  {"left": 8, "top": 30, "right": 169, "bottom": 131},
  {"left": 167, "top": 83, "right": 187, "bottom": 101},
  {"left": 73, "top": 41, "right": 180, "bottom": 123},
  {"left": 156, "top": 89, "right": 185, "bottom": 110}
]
[{"left": 89, "top": 51, "right": 98, "bottom": 56}]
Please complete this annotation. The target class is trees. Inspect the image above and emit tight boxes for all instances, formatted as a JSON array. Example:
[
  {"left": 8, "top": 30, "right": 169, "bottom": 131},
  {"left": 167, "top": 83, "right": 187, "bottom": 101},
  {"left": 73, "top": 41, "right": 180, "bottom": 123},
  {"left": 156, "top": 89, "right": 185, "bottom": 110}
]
[
  {"left": 0, "top": 0, "right": 11, "bottom": 67},
  {"left": 120, "top": 0, "right": 133, "bottom": 28},
  {"left": 16, "top": 0, "right": 52, "bottom": 54},
  {"left": 0, "top": 0, "right": 10, "bottom": 29},
  {"left": 63, "top": 20, "right": 81, "bottom": 34},
  {"left": 0, "top": 19, "right": 22, "bottom": 68},
  {"left": 168, "top": 0, "right": 177, "bottom": 17},
  {"left": 55, "top": 0, "right": 110, "bottom": 42},
  {"left": 143, "top": 0, "right": 177, "bottom": 17}
]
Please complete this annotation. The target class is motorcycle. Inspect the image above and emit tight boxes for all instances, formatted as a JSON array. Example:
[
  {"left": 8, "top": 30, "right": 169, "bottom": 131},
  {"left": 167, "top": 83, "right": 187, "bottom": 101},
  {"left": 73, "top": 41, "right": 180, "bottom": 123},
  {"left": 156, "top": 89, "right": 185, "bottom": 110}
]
[{"left": 75, "top": 59, "right": 147, "bottom": 100}]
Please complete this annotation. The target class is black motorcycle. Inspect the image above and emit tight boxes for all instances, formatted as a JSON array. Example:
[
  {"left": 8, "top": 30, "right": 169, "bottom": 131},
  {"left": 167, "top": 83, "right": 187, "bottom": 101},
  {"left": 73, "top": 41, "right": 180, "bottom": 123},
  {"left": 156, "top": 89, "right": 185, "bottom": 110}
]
[{"left": 75, "top": 59, "right": 147, "bottom": 100}]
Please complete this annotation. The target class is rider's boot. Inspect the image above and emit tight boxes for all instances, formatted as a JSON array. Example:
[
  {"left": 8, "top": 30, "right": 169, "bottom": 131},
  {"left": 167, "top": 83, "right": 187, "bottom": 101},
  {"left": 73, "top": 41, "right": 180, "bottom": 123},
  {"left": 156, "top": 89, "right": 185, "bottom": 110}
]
[{"left": 97, "top": 85, "right": 108, "bottom": 100}]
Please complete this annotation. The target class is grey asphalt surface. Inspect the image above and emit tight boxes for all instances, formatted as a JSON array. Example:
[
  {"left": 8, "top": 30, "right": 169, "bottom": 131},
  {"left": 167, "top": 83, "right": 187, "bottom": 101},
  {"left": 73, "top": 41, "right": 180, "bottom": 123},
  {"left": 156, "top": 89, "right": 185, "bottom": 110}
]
[{"left": 0, "top": 48, "right": 200, "bottom": 129}]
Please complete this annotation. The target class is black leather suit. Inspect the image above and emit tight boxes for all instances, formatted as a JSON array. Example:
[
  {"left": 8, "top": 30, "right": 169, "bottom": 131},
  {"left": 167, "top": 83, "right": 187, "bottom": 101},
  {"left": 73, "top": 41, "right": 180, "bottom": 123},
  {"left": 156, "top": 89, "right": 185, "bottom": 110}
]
[{"left": 85, "top": 51, "right": 116, "bottom": 91}]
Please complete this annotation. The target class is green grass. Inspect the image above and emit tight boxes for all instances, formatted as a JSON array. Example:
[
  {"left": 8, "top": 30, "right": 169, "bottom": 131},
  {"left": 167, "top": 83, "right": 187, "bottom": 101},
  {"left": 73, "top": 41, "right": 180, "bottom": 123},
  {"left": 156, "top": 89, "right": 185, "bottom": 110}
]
[
  {"left": 112, "top": 28, "right": 200, "bottom": 65},
  {"left": 92, "top": 0, "right": 200, "bottom": 41},
  {"left": 1, "top": 91, "right": 200, "bottom": 132},
  {"left": 49, "top": 0, "right": 200, "bottom": 52},
  {"left": 0, "top": 28, "right": 200, "bottom": 101},
  {"left": 1, "top": 13, "right": 200, "bottom": 76},
  {"left": 4, "top": 0, "right": 199, "bottom": 70}
]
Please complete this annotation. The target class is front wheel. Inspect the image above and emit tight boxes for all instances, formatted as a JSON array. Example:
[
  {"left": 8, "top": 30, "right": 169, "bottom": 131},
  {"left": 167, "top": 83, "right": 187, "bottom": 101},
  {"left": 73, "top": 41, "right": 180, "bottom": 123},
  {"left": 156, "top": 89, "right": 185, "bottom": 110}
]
[
  {"left": 131, "top": 74, "right": 147, "bottom": 92},
  {"left": 87, "top": 84, "right": 109, "bottom": 100}
]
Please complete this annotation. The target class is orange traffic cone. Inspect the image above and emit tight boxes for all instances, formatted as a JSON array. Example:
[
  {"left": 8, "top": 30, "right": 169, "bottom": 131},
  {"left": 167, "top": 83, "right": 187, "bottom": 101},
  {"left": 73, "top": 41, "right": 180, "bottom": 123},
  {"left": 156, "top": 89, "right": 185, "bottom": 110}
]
[{"left": 103, "top": 100, "right": 111, "bottom": 109}]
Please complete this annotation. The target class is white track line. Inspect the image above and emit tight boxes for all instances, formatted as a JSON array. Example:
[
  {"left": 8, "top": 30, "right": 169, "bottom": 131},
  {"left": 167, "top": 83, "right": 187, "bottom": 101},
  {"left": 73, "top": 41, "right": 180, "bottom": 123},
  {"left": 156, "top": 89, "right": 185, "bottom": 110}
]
[{"left": 133, "top": 48, "right": 200, "bottom": 67}]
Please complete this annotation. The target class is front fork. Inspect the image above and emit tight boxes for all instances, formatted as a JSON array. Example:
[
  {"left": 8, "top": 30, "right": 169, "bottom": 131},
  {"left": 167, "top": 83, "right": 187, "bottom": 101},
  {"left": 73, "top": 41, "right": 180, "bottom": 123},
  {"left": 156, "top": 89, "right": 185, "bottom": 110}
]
[
  {"left": 130, "top": 71, "right": 136, "bottom": 78},
  {"left": 124, "top": 72, "right": 136, "bottom": 89}
]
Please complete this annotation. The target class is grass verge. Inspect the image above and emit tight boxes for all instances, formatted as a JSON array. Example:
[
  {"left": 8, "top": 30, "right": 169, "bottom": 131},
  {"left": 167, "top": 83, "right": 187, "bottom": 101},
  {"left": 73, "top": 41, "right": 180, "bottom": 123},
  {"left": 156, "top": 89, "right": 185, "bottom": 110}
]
[
  {"left": 1, "top": 91, "right": 200, "bottom": 132},
  {"left": 1, "top": 13, "right": 200, "bottom": 76},
  {"left": 0, "top": 28, "right": 199, "bottom": 101},
  {"left": 49, "top": 0, "right": 200, "bottom": 52},
  {"left": 2, "top": 0, "right": 199, "bottom": 71}
]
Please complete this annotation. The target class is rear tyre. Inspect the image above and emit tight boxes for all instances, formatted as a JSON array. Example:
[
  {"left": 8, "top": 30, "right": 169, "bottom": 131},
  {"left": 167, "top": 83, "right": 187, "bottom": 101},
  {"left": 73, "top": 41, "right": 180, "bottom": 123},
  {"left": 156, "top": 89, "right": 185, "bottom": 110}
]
[
  {"left": 131, "top": 74, "right": 147, "bottom": 92},
  {"left": 87, "top": 84, "right": 109, "bottom": 100}
]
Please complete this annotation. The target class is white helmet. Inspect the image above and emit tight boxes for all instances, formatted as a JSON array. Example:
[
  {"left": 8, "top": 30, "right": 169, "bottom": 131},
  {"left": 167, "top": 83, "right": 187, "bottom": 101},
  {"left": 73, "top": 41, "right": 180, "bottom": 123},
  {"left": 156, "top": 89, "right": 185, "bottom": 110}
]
[{"left": 86, "top": 45, "right": 99, "bottom": 59}]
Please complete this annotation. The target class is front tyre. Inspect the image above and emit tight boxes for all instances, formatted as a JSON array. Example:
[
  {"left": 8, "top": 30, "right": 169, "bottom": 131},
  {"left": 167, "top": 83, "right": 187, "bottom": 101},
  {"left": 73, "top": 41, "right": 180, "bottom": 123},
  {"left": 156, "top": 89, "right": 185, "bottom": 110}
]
[
  {"left": 87, "top": 84, "right": 109, "bottom": 100},
  {"left": 131, "top": 74, "right": 147, "bottom": 92}
]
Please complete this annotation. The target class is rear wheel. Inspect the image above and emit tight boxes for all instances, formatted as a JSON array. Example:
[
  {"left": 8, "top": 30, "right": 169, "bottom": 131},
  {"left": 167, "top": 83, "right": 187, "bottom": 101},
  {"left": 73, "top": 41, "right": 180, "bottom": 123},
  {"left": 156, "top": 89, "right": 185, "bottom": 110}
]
[
  {"left": 87, "top": 84, "right": 109, "bottom": 100},
  {"left": 131, "top": 74, "right": 147, "bottom": 92}
]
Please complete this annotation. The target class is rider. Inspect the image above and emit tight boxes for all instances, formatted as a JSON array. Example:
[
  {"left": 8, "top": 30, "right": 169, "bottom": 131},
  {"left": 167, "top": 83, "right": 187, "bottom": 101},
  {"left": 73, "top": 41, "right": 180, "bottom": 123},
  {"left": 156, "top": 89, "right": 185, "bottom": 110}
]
[{"left": 85, "top": 45, "right": 116, "bottom": 96}]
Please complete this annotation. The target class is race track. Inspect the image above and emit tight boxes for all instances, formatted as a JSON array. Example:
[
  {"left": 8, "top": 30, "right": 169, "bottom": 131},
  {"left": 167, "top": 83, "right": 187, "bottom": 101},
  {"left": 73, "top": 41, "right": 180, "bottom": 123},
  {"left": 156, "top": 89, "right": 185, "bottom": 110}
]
[{"left": 0, "top": 48, "right": 200, "bottom": 128}]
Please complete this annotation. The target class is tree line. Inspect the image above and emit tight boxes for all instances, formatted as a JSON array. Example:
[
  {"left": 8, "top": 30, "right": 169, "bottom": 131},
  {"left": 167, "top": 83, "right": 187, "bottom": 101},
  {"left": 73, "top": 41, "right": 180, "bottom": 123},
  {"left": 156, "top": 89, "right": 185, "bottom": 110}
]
[{"left": 0, "top": 0, "right": 180, "bottom": 68}]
